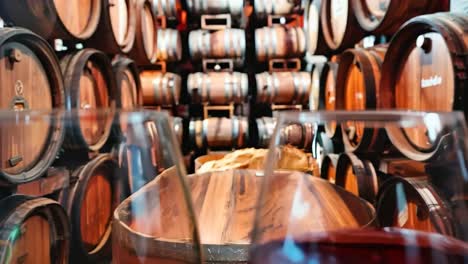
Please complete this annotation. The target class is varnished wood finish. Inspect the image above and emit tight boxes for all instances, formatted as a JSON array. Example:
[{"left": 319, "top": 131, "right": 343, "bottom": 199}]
[
  {"left": 61, "top": 49, "right": 116, "bottom": 152},
  {"left": 186, "top": 0, "right": 244, "bottom": 18},
  {"left": 140, "top": 71, "right": 182, "bottom": 106},
  {"left": 0, "top": 195, "right": 70, "bottom": 264},
  {"left": 114, "top": 169, "right": 373, "bottom": 263},
  {"left": 87, "top": 0, "right": 136, "bottom": 54},
  {"left": 256, "top": 71, "right": 312, "bottom": 105},
  {"left": 189, "top": 117, "right": 249, "bottom": 150},
  {"left": 59, "top": 154, "right": 118, "bottom": 263},
  {"left": 189, "top": 29, "right": 246, "bottom": 66},
  {"left": 380, "top": 13, "right": 468, "bottom": 160},
  {"left": 377, "top": 177, "right": 460, "bottom": 239},
  {"left": 255, "top": 26, "right": 306, "bottom": 61},
  {"left": 320, "top": 0, "right": 366, "bottom": 51},
  {"left": 335, "top": 153, "right": 378, "bottom": 203},
  {"left": 129, "top": 0, "right": 158, "bottom": 64},
  {"left": 0, "top": 0, "right": 101, "bottom": 40},
  {"left": 320, "top": 154, "right": 339, "bottom": 184},
  {"left": 188, "top": 72, "right": 248, "bottom": 104},
  {"left": 0, "top": 28, "right": 64, "bottom": 184},
  {"left": 304, "top": 0, "right": 329, "bottom": 56},
  {"left": 352, "top": 0, "right": 449, "bottom": 34},
  {"left": 156, "top": 29, "right": 182, "bottom": 62},
  {"left": 255, "top": 0, "right": 302, "bottom": 18},
  {"left": 336, "top": 47, "right": 388, "bottom": 153}
]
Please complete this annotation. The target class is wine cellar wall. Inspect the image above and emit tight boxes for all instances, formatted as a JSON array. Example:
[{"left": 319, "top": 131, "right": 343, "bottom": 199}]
[{"left": 0, "top": 0, "right": 467, "bottom": 263}]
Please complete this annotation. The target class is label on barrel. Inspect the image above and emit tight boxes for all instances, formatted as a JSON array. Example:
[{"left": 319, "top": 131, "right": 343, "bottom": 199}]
[
  {"left": 451, "top": 0, "right": 468, "bottom": 14},
  {"left": 421, "top": 75, "right": 442, "bottom": 89}
]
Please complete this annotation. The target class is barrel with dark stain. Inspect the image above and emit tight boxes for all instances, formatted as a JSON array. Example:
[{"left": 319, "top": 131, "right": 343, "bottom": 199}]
[
  {"left": 189, "top": 29, "right": 246, "bottom": 66},
  {"left": 87, "top": 0, "right": 136, "bottom": 54},
  {"left": 255, "top": 26, "right": 306, "bottom": 61},
  {"left": 320, "top": 0, "right": 366, "bottom": 51},
  {"left": 129, "top": 0, "right": 157, "bottom": 64},
  {"left": 189, "top": 117, "right": 249, "bottom": 150},
  {"left": 380, "top": 13, "right": 468, "bottom": 161},
  {"left": 351, "top": 0, "right": 449, "bottom": 34},
  {"left": 0, "top": 195, "right": 70, "bottom": 264},
  {"left": 156, "top": 29, "right": 182, "bottom": 62},
  {"left": 0, "top": 28, "right": 65, "bottom": 184},
  {"left": 140, "top": 71, "right": 181, "bottom": 106},
  {"left": 61, "top": 49, "right": 117, "bottom": 152},
  {"left": 59, "top": 154, "right": 119, "bottom": 263},
  {"left": 377, "top": 176, "right": 462, "bottom": 239},
  {"left": 335, "top": 153, "right": 378, "bottom": 203},
  {"left": 336, "top": 47, "right": 388, "bottom": 153},
  {"left": 320, "top": 154, "right": 339, "bottom": 184},
  {"left": 256, "top": 72, "right": 311, "bottom": 105},
  {"left": 188, "top": 72, "right": 248, "bottom": 104},
  {"left": 304, "top": 0, "right": 329, "bottom": 56},
  {"left": 0, "top": 0, "right": 101, "bottom": 40}
]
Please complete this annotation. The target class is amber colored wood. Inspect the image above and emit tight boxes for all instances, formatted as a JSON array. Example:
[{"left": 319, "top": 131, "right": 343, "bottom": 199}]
[
  {"left": 129, "top": 0, "right": 157, "bottom": 64},
  {"left": 0, "top": 28, "right": 65, "bottom": 184},
  {"left": 86, "top": 0, "right": 136, "bottom": 54},
  {"left": 256, "top": 72, "right": 312, "bottom": 105},
  {"left": 188, "top": 72, "right": 248, "bottom": 105},
  {"left": 352, "top": 0, "right": 449, "bottom": 34},
  {"left": 113, "top": 57, "right": 143, "bottom": 109},
  {"left": 0, "top": 0, "right": 101, "bottom": 40},
  {"left": 309, "top": 62, "right": 324, "bottom": 110},
  {"left": 320, "top": 154, "right": 339, "bottom": 184},
  {"left": 321, "top": 62, "right": 340, "bottom": 138},
  {"left": 377, "top": 177, "right": 458, "bottom": 238},
  {"left": 0, "top": 195, "right": 70, "bottom": 264},
  {"left": 189, "top": 29, "right": 246, "bottom": 66},
  {"left": 114, "top": 169, "right": 374, "bottom": 263},
  {"left": 140, "top": 71, "right": 181, "bottom": 106},
  {"left": 255, "top": 26, "right": 306, "bottom": 61},
  {"left": 281, "top": 123, "right": 315, "bottom": 150},
  {"left": 189, "top": 117, "right": 249, "bottom": 150},
  {"left": 320, "top": 0, "right": 367, "bottom": 51},
  {"left": 380, "top": 13, "right": 467, "bottom": 159},
  {"left": 378, "top": 159, "right": 427, "bottom": 177}
]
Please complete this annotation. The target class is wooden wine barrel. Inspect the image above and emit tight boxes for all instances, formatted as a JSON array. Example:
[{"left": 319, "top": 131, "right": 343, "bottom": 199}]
[
  {"left": 59, "top": 154, "right": 119, "bottom": 262},
  {"left": 320, "top": 0, "right": 367, "bottom": 51},
  {"left": 155, "top": 29, "right": 182, "bottom": 62},
  {"left": 152, "top": 0, "right": 184, "bottom": 20},
  {"left": 86, "top": 0, "right": 137, "bottom": 54},
  {"left": 304, "top": 0, "right": 329, "bottom": 56},
  {"left": 250, "top": 228, "right": 468, "bottom": 263},
  {"left": 0, "top": 195, "right": 70, "bottom": 264},
  {"left": 140, "top": 71, "right": 182, "bottom": 106},
  {"left": 320, "top": 154, "right": 339, "bottom": 184},
  {"left": 309, "top": 62, "right": 325, "bottom": 110},
  {"left": 281, "top": 123, "right": 315, "bottom": 150},
  {"left": 129, "top": 0, "right": 158, "bottom": 64},
  {"left": 188, "top": 72, "right": 248, "bottom": 104},
  {"left": 255, "top": 26, "right": 306, "bottom": 61},
  {"left": 0, "top": 28, "right": 65, "bottom": 184},
  {"left": 113, "top": 57, "right": 143, "bottom": 109},
  {"left": 0, "top": 0, "right": 101, "bottom": 40},
  {"left": 335, "top": 153, "right": 378, "bottom": 203},
  {"left": 254, "top": 0, "right": 303, "bottom": 18},
  {"left": 256, "top": 71, "right": 312, "bottom": 105},
  {"left": 186, "top": 0, "right": 244, "bottom": 18},
  {"left": 320, "top": 62, "right": 341, "bottom": 139},
  {"left": 189, "top": 117, "right": 249, "bottom": 150},
  {"left": 61, "top": 49, "right": 117, "bottom": 152},
  {"left": 114, "top": 169, "right": 374, "bottom": 263},
  {"left": 336, "top": 47, "right": 388, "bottom": 153},
  {"left": 351, "top": 0, "right": 449, "bottom": 34},
  {"left": 377, "top": 177, "right": 461, "bottom": 239},
  {"left": 380, "top": 13, "right": 468, "bottom": 161},
  {"left": 256, "top": 117, "right": 276, "bottom": 147},
  {"left": 189, "top": 29, "right": 246, "bottom": 66}
]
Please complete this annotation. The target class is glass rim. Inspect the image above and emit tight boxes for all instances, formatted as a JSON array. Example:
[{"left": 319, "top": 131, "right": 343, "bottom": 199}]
[{"left": 0, "top": 108, "right": 171, "bottom": 118}]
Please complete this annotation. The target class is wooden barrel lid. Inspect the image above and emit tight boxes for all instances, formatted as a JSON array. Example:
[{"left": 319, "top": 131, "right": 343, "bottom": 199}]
[
  {"left": 53, "top": 0, "right": 102, "bottom": 39},
  {"left": 61, "top": 49, "right": 116, "bottom": 152},
  {"left": 0, "top": 28, "right": 64, "bottom": 183},
  {"left": 0, "top": 195, "right": 70, "bottom": 264},
  {"left": 109, "top": 0, "right": 131, "bottom": 46},
  {"left": 113, "top": 57, "right": 142, "bottom": 109},
  {"left": 129, "top": 0, "right": 157, "bottom": 64},
  {"left": 60, "top": 154, "right": 118, "bottom": 262},
  {"left": 377, "top": 176, "right": 457, "bottom": 238},
  {"left": 304, "top": 0, "right": 327, "bottom": 56}
]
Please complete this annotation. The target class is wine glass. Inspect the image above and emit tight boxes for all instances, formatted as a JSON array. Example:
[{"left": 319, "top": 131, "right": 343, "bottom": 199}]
[{"left": 250, "top": 111, "right": 468, "bottom": 263}]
